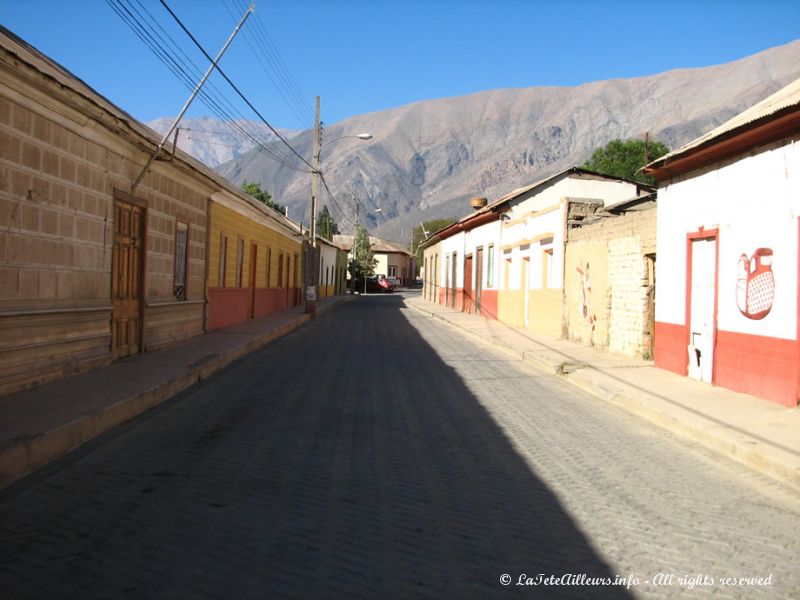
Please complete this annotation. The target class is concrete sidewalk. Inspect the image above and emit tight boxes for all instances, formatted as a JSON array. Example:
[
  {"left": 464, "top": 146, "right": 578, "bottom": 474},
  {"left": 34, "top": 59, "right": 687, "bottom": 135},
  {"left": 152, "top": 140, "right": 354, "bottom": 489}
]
[
  {"left": 0, "top": 295, "right": 351, "bottom": 490},
  {"left": 405, "top": 295, "right": 800, "bottom": 493}
]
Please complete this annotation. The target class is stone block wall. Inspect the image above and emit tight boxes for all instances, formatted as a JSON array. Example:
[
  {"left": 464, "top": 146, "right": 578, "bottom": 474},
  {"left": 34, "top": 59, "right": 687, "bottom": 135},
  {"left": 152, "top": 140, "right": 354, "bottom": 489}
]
[
  {"left": 0, "top": 58, "right": 210, "bottom": 392},
  {"left": 565, "top": 205, "right": 656, "bottom": 358}
]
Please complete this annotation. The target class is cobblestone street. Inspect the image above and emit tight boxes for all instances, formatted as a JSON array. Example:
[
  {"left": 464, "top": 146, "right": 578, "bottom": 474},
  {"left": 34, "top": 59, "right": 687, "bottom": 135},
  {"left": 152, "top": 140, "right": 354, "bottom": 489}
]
[{"left": 1, "top": 294, "right": 799, "bottom": 599}]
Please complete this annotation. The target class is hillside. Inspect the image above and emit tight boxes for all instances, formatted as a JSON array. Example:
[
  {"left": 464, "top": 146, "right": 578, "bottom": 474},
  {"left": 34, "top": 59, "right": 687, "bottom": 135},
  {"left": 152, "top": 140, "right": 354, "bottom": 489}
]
[{"left": 204, "top": 41, "right": 798, "bottom": 243}]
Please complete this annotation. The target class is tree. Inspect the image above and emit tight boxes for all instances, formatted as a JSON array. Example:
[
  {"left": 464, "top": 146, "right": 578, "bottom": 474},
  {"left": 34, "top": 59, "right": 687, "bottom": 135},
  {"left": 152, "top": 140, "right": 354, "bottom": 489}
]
[
  {"left": 581, "top": 138, "right": 669, "bottom": 185},
  {"left": 317, "top": 205, "right": 340, "bottom": 241},
  {"left": 350, "top": 224, "right": 377, "bottom": 285},
  {"left": 241, "top": 180, "right": 285, "bottom": 214},
  {"left": 410, "top": 217, "right": 457, "bottom": 271}
]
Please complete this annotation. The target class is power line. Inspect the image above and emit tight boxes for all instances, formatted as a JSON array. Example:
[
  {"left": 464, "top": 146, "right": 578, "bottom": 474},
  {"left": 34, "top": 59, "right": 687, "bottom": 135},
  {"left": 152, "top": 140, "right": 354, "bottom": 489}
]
[
  {"left": 106, "top": 0, "right": 311, "bottom": 172},
  {"left": 319, "top": 172, "right": 357, "bottom": 229},
  {"left": 159, "top": 0, "right": 313, "bottom": 171},
  {"left": 222, "top": 0, "right": 313, "bottom": 128}
]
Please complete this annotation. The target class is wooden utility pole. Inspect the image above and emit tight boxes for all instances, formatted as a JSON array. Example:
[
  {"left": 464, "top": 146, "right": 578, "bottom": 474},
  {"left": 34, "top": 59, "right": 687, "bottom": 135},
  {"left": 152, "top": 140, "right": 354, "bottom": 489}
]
[{"left": 307, "top": 95, "right": 321, "bottom": 316}]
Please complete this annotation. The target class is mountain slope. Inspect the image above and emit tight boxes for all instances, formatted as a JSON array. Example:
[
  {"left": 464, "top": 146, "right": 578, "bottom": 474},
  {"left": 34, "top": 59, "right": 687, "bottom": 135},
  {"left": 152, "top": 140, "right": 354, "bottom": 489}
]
[
  {"left": 213, "top": 40, "right": 800, "bottom": 243},
  {"left": 146, "top": 116, "right": 299, "bottom": 168}
]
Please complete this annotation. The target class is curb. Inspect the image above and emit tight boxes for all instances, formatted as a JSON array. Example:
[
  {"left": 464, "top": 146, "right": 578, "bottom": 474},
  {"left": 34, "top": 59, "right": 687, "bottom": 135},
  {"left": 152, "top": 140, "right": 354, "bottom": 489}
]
[
  {"left": 404, "top": 299, "right": 800, "bottom": 494},
  {"left": 0, "top": 298, "right": 351, "bottom": 490}
]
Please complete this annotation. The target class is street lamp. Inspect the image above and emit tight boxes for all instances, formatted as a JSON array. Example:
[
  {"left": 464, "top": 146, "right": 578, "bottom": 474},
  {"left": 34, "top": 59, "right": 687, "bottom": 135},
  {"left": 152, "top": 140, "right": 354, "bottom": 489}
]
[{"left": 308, "top": 97, "right": 371, "bottom": 315}]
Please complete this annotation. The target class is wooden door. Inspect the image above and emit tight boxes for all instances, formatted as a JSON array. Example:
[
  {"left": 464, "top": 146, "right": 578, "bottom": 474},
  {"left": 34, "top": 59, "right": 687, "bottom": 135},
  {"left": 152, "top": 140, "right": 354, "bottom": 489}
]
[
  {"left": 475, "top": 247, "right": 484, "bottom": 315},
  {"left": 248, "top": 242, "right": 258, "bottom": 318},
  {"left": 112, "top": 200, "right": 144, "bottom": 358},
  {"left": 464, "top": 255, "right": 473, "bottom": 313}
]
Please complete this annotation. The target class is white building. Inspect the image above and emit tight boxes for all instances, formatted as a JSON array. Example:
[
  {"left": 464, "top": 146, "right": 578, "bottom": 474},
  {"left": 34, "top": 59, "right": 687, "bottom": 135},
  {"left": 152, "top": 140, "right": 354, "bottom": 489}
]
[{"left": 645, "top": 78, "right": 800, "bottom": 407}]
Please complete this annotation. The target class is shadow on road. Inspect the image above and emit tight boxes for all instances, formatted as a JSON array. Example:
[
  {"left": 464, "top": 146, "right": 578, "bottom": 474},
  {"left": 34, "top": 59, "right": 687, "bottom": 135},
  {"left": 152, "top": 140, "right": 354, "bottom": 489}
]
[{"left": 0, "top": 295, "right": 630, "bottom": 599}]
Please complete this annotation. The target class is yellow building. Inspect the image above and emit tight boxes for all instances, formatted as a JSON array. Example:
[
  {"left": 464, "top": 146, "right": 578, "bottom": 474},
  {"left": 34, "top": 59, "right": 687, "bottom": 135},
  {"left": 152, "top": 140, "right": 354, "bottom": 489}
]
[{"left": 207, "top": 192, "right": 303, "bottom": 330}]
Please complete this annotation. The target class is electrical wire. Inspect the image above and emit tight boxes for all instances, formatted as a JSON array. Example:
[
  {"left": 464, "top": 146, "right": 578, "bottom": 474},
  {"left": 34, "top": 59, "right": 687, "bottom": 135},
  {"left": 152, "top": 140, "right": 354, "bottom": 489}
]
[
  {"left": 319, "top": 172, "right": 357, "bottom": 229},
  {"left": 106, "top": 0, "right": 311, "bottom": 172},
  {"left": 221, "top": 0, "right": 313, "bottom": 128},
  {"left": 159, "top": 0, "right": 314, "bottom": 171}
]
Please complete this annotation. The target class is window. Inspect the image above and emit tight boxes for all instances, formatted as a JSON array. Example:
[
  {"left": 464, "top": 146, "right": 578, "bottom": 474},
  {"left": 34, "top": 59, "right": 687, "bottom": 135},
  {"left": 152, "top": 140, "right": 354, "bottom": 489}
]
[
  {"left": 487, "top": 244, "right": 495, "bottom": 287},
  {"left": 218, "top": 234, "right": 228, "bottom": 287},
  {"left": 174, "top": 222, "right": 188, "bottom": 300},
  {"left": 388, "top": 265, "right": 397, "bottom": 278},
  {"left": 543, "top": 248, "right": 554, "bottom": 288},
  {"left": 277, "top": 252, "right": 284, "bottom": 287},
  {"left": 294, "top": 254, "right": 299, "bottom": 289},
  {"left": 265, "top": 246, "right": 272, "bottom": 287},
  {"left": 236, "top": 238, "right": 245, "bottom": 287},
  {"left": 285, "top": 254, "right": 291, "bottom": 288}
]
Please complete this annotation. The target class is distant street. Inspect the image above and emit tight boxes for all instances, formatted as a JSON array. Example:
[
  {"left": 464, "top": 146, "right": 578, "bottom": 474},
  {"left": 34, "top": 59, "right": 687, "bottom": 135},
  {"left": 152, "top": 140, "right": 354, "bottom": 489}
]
[{"left": 1, "top": 293, "right": 798, "bottom": 599}]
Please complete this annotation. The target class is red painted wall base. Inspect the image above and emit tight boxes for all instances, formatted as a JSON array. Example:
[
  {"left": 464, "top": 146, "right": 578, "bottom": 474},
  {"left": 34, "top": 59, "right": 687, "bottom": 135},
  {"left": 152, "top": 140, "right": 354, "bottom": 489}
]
[
  {"left": 655, "top": 320, "right": 798, "bottom": 407},
  {"left": 209, "top": 287, "right": 301, "bottom": 331}
]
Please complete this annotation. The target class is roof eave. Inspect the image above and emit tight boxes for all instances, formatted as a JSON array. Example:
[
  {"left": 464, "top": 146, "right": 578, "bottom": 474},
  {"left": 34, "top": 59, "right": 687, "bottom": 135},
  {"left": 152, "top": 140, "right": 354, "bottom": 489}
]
[{"left": 645, "top": 107, "right": 800, "bottom": 182}]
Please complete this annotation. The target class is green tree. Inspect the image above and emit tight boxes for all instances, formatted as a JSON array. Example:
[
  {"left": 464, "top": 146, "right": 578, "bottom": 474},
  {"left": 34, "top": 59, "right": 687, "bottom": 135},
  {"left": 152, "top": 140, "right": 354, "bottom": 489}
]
[
  {"left": 410, "top": 217, "right": 457, "bottom": 271},
  {"left": 242, "top": 180, "right": 285, "bottom": 214},
  {"left": 350, "top": 224, "right": 377, "bottom": 284},
  {"left": 316, "top": 205, "right": 340, "bottom": 241},
  {"left": 581, "top": 138, "right": 669, "bottom": 185}
]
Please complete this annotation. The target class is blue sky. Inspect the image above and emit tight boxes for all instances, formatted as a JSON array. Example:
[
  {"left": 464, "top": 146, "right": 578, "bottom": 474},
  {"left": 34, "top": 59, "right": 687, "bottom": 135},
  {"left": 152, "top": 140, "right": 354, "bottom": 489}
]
[{"left": 2, "top": 0, "right": 799, "bottom": 131}]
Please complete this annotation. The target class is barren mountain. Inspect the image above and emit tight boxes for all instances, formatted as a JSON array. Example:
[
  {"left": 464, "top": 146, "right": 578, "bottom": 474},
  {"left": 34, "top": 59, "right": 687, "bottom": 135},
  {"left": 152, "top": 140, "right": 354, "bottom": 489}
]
[
  {"left": 208, "top": 40, "right": 800, "bottom": 243},
  {"left": 146, "top": 116, "right": 299, "bottom": 169}
]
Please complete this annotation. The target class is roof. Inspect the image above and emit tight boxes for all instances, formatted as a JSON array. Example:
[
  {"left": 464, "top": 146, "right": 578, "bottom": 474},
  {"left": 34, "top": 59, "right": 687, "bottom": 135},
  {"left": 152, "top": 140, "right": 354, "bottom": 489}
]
[
  {"left": 0, "top": 26, "right": 304, "bottom": 237},
  {"left": 420, "top": 167, "right": 653, "bottom": 249},
  {"left": 332, "top": 235, "right": 412, "bottom": 256},
  {"left": 646, "top": 77, "right": 800, "bottom": 177}
]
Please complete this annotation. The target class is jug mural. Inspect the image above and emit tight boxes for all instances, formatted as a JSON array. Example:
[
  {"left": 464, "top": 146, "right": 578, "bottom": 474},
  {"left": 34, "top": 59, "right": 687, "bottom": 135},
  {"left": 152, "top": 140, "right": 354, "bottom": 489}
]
[{"left": 735, "top": 248, "right": 774, "bottom": 320}]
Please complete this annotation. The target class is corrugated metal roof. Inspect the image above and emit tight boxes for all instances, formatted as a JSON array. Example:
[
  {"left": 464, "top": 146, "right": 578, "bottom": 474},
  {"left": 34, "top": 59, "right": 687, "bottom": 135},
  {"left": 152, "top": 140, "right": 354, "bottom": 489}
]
[{"left": 647, "top": 77, "right": 800, "bottom": 168}]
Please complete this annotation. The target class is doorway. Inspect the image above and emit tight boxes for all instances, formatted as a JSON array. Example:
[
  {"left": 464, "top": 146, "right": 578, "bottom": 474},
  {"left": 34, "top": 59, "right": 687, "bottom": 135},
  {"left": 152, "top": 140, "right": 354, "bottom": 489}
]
[
  {"left": 475, "top": 246, "right": 484, "bottom": 315},
  {"left": 112, "top": 199, "right": 144, "bottom": 358},
  {"left": 688, "top": 237, "right": 717, "bottom": 383},
  {"left": 464, "top": 254, "right": 473, "bottom": 313},
  {"left": 248, "top": 242, "right": 258, "bottom": 318},
  {"left": 522, "top": 256, "right": 530, "bottom": 328}
]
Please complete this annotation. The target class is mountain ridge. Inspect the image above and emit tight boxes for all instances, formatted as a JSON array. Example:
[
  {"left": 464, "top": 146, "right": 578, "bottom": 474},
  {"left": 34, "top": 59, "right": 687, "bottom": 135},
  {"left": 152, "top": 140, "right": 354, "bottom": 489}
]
[{"left": 164, "top": 39, "right": 800, "bottom": 244}]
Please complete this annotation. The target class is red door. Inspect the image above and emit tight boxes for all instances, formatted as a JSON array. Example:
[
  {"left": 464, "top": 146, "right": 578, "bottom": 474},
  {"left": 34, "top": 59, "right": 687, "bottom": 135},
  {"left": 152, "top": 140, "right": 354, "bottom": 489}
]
[
  {"left": 464, "top": 255, "right": 474, "bottom": 313},
  {"left": 248, "top": 242, "right": 258, "bottom": 318}
]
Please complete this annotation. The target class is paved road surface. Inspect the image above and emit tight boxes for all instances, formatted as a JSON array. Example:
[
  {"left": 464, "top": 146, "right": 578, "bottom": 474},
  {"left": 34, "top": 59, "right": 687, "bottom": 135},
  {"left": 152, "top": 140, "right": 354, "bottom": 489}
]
[{"left": 1, "top": 294, "right": 798, "bottom": 599}]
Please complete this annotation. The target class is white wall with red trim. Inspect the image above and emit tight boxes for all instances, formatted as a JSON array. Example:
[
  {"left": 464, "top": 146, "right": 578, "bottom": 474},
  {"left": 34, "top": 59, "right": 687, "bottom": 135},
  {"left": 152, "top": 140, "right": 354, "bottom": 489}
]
[{"left": 654, "top": 136, "right": 800, "bottom": 405}]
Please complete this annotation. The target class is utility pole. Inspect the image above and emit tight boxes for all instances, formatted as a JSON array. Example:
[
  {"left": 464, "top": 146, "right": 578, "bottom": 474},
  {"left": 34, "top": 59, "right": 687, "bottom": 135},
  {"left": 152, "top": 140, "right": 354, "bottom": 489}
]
[
  {"left": 307, "top": 95, "right": 321, "bottom": 316},
  {"left": 350, "top": 198, "right": 360, "bottom": 295},
  {"left": 131, "top": 4, "right": 252, "bottom": 194}
]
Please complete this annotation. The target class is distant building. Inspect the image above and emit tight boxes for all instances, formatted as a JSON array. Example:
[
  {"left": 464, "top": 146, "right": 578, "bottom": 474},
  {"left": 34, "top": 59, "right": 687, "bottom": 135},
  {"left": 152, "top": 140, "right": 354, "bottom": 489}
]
[
  {"left": 332, "top": 234, "right": 415, "bottom": 286},
  {"left": 645, "top": 77, "right": 800, "bottom": 407}
]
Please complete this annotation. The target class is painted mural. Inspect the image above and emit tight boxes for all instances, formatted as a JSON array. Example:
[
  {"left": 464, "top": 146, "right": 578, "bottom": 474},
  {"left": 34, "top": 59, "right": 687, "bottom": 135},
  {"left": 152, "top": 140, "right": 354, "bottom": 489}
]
[
  {"left": 576, "top": 263, "right": 596, "bottom": 329},
  {"left": 735, "top": 248, "right": 775, "bottom": 320}
]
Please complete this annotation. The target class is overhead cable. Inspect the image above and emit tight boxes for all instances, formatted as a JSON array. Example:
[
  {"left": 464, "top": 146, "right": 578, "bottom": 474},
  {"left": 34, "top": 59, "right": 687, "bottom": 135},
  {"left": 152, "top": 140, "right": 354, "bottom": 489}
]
[
  {"left": 106, "top": 0, "right": 310, "bottom": 172},
  {"left": 159, "top": 0, "right": 314, "bottom": 171}
]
